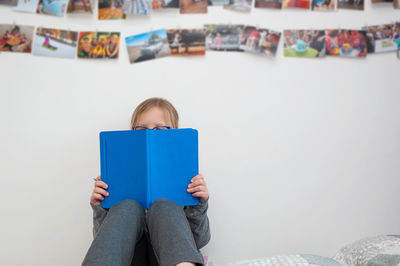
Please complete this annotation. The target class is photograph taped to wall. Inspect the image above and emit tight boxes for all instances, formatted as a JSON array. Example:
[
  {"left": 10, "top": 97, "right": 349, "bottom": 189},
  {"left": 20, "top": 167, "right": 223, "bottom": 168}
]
[
  {"left": 239, "top": 26, "right": 281, "bottom": 56},
  {"left": 224, "top": 0, "right": 253, "bottom": 12},
  {"left": 325, "top": 29, "right": 368, "bottom": 57},
  {"left": 395, "top": 0, "right": 399, "bottom": 8},
  {"left": 337, "top": 0, "right": 363, "bottom": 10},
  {"left": 123, "top": 0, "right": 151, "bottom": 15},
  {"left": 363, "top": 24, "right": 398, "bottom": 53},
  {"left": 126, "top": 29, "right": 171, "bottom": 64},
  {"left": 167, "top": 29, "right": 206, "bottom": 56},
  {"left": 371, "top": 0, "right": 392, "bottom": 3},
  {"left": 37, "top": 0, "right": 68, "bottom": 16},
  {"left": 311, "top": 0, "right": 334, "bottom": 11},
  {"left": 283, "top": 30, "right": 326, "bottom": 57},
  {"left": 255, "top": 0, "right": 282, "bottom": 8},
  {"left": 98, "top": 0, "right": 126, "bottom": 19},
  {"left": 0, "top": 0, "right": 18, "bottom": 6},
  {"left": 282, "top": 0, "right": 310, "bottom": 9},
  {"left": 179, "top": 0, "right": 208, "bottom": 13},
  {"left": 152, "top": 0, "right": 178, "bottom": 9},
  {"left": 32, "top": 27, "right": 78, "bottom": 59},
  {"left": 204, "top": 24, "right": 244, "bottom": 51},
  {"left": 0, "top": 24, "right": 33, "bottom": 53},
  {"left": 67, "top": 0, "right": 93, "bottom": 13},
  {"left": 395, "top": 23, "right": 400, "bottom": 58},
  {"left": 13, "top": 0, "right": 39, "bottom": 13},
  {"left": 77, "top": 32, "right": 120, "bottom": 59},
  {"left": 209, "top": 0, "right": 230, "bottom": 5}
]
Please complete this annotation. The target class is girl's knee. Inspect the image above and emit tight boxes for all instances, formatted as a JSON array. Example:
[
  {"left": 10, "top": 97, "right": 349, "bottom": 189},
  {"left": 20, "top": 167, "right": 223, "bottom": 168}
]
[{"left": 111, "top": 199, "right": 145, "bottom": 219}]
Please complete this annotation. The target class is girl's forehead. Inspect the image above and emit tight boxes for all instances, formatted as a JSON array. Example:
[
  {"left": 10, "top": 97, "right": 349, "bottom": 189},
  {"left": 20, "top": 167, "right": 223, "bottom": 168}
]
[{"left": 138, "top": 107, "right": 171, "bottom": 124}]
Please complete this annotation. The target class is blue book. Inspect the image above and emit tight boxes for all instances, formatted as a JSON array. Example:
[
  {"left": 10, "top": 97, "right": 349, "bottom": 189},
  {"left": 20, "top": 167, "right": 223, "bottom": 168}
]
[{"left": 99, "top": 128, "right": 200, "bottom": 209}]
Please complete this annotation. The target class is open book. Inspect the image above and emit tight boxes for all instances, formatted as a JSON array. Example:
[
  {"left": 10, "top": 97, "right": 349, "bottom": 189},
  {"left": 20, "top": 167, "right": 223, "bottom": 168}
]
[{"left": 99, "top": 128, "right": 199, "bottom": 209}]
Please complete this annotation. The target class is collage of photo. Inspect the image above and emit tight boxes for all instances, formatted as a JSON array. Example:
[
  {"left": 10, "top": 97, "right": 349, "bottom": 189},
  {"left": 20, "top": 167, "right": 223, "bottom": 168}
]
[
  {"left": 2, "top": 0, "right": 400, "bottom": 19},
  {"left": 1, "top": 22, "right": 400, "bottom": 62}
]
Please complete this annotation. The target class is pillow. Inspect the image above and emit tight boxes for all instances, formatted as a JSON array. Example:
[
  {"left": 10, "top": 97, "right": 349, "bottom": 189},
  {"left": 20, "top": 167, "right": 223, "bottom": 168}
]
[
  {"left": 227, "top": 254, "right": 346, "bottom": 266},
  {"left": 333, "top": 234, "right": 400, "bottom": 266}
]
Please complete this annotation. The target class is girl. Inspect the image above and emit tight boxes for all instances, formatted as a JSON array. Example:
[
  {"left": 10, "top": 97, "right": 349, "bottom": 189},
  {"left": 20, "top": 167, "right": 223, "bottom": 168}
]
[{"left": 82, "top": 98, "right": 210, "bottom": 266}]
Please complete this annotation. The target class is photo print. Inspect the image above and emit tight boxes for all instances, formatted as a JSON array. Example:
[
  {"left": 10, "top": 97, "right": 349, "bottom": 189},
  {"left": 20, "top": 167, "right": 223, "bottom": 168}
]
[
  {"left": 311, "top": 0, "right": 334, "bottom": 11},
  {"left": 209, "top": 0, "right": 230, "bottom": 5},
  {"left": 283, "top": 30, "right": 326, "bottom": 57},
  {"left": 204, "top": 24, "right": 244, "bottom": 51},
  {"left": 395, "top": 23, "right": 400, "bottom": 58},
  {"left": 0, "top": 24, "right": 34, "bottom": 53},
  {"left": 167, "top": 28, "right": 206, "bottom": 56},
  {"left": 282, "top": 0, "right": 310, "bottom": 9},
  {"left": 67, "top": 0, "right": 93, "bottom": 13},
  {"left": 224, "top": 0, "right": 252, "bottom": 12},
  {"left": 395, "top": 0, "right": 399, "bottom": 8},
  {"left": 239, "top": 26, "right": 281, "bottom": 56},
  {"left": 325, "top": 29, "right": 368, "bottom": 57},
  {"left": 337, "top": 0, "right": 363, "bottom": 10},
  {"left": 152, "top": 0, "right": 178, "bottom": 9},
  {"left": 363, "top": 24, "right": 398, "bottom": 53},
  {"left": 98, "top": 0, "right": 126, "bottom": 19},
  {"left": 179, "top": 0, "right": 208, "bottom": 13},
  {"left": 37, "top": 0, "right": 68, "bottom": 16},
  {"left": 77, "top": 32, "right": 120, "bottom": 58},
  {"left": 13, "top": 0, "right": 40, "bottom": 13},
  {"left": 122, "top": 0, "right": 152, "bottom": 15},
  {"left": 126, "top": 29, "right": 171, "bottom": 64},
  {"left": 0, "top": 0, "right": 18, "bottom": 6},
  {"left": 255, "top": 0, "right": 282, "bottom": 8},
  {"left": 371, "top": 0, "right": 392, "bottom": 3},
  {"left": 33, "top": 27, "right": 78, "bottom": 59}
]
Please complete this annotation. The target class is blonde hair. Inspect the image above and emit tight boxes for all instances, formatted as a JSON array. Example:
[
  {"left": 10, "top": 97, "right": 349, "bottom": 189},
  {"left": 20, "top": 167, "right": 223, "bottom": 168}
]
[{"left": 130, "top": 97, "right": 179, "bottom": 129}]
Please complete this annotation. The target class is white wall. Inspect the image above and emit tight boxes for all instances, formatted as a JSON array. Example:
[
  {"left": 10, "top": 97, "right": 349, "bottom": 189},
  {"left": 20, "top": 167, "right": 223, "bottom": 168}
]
[{"left": 0, "top": 3, "right": 399, "bottom": 266}]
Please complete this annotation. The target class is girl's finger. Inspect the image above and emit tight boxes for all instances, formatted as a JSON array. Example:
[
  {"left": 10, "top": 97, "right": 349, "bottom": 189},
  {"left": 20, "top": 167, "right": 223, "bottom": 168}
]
[
  {"left": 94, "top": 187, "right": 109, "bottom": 197},
  {"left": 187, "top": 185, "right": 206, "bottom": 193},
  {"left": 192, "top": 192, "right": 208, "bottom": 198},
  {"left": 190, "top": 174, "right": 204, "bottom": 183},
  {"left": 95, "top": 181, "right": 108, "bottom": 189},
  {"left": 188, "top": 179, "right": 204, "bottom": 187},
  {"left": 93, "top": 193, "right": 104, "bottom": 201}
]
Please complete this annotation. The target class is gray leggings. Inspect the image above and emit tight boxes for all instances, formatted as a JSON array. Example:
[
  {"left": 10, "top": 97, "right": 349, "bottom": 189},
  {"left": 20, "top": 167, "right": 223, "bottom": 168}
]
[{"left": 81, "top": 199, "right": 205, "bottom": 266}]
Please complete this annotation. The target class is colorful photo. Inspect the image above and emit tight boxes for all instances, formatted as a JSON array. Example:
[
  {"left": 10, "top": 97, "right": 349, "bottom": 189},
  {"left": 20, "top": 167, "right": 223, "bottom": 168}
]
[
  {"left": 224, "top": 0, "right": 252, "bottom": 11},
  {"left": 204, "top": 24, "right": 244, "bottom": 51},
  {"left": 283, "top": 30, "right": 326, "bottom": 57},
  {"left": 337, "top": 0, "right": 363, "bottom": 10},
  {"left": 0, "top": 0, "right": 18, "bottom": 6},
  {"left": 395, "top": 23, "right": 400, "bottom": 58},
  {"left": 255, "top": 0, "right": 282, "bottom": 8},
  {"left": 0, "top": 24, "right": 33, "bottom": 53},
  {"left": 363, "top": 24, "right": 398, "bottom": 53},
  {"left": 209, "top": 0, "right": 230, "bottom": 5},
  {"left": 395, "top": 0, "right": 399, "bottom": 8},
  {"left": 13, "top": 0, "right": 40, "bottom": 13},
  {"left": 67, "top": 0, "right": 93, "bottom": 13},
  {"left": 239, "top": 26, "right": 281, "bottom": 56},
  {"left": 123, "top": 0, "right": 151, "bottom": 15},
  {"left": 325, "top": 29, "right": 368, "bottom": 57},
  {"left": 32, "top": 27, "right": 78, "bottom": 59},
  {"left": 282, "top": 0, "right": 310, "bottom": 8},
  {"left": 152, "top": 0, "right": 178, "bottom": 8},
  {"left": 311, "top": 0, "right": 334, "bottom": 10},
  {"left": 126, "top": 29, "right": 171, "bottom": 64},
  {"left": 98, "top": 0, "right": 126, "bottom": 19},
  {"left": 37, "top": 0, "right": 68, "bottom": 16},
  {"left": 77, "top": 32, "right": 120, "bottom": 59},
  {"left": 167, "top": 28, "right": 206, "bottom": 56},
  {"left": 179, "top": 0, "right": 208, "bottom": 13}
]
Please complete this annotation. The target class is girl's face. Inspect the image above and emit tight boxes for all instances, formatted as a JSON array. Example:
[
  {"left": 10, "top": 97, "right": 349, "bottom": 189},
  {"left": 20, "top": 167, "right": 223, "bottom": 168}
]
[{"left": 136, "top": 107, "right": 172, "bottom": 129}]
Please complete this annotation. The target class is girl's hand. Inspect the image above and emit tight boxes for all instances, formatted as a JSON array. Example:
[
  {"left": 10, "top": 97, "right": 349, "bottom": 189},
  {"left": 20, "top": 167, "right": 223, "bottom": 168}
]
[
  {"left": 187, "top": 174, "right": 209, "bottom": 201},
  {"left": 90, "top": 176, "right": 109, "bottom": 206}
]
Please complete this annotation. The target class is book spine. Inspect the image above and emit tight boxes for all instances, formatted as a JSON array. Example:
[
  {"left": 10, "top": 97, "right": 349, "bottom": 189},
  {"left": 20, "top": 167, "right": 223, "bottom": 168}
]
[{"left": 146, "top": 130, "right": 151, "bottom": 209}]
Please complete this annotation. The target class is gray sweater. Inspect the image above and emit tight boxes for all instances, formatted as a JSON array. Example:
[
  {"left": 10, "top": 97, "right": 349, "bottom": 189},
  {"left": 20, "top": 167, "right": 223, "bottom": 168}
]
[{"left": 91, "top": 198, "right": 211, "bottom": 250}]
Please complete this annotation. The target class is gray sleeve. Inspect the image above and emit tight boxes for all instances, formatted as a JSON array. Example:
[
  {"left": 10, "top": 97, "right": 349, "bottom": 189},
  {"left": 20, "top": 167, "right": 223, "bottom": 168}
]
[
  {"left": 184, "top": 198, "right": 211, "bottom": 250},
  {"left": 91, "top": 203, "right": 109, "bottom": 238}
]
